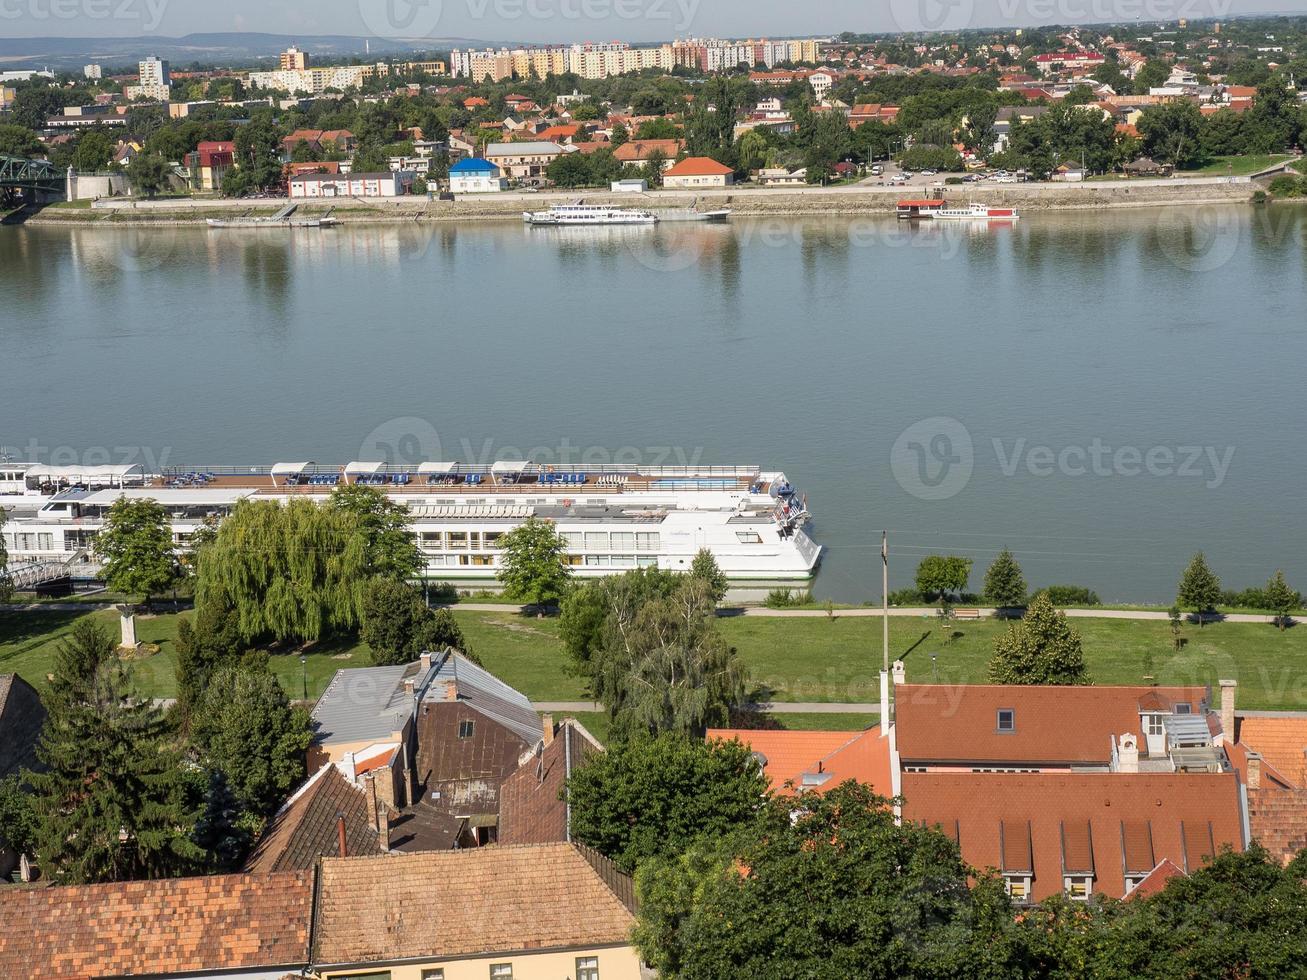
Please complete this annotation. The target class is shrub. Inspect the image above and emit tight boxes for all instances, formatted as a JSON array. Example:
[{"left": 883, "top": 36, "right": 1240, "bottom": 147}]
[
  {"left": 763, "top": 589, "right": 811, "bottom": 609},
  {"left": 886, "top": 588, "right": 924, "bottom": 606},
  {"left": 1032, "top": 585, "right": 1102, "bottom": 607}
]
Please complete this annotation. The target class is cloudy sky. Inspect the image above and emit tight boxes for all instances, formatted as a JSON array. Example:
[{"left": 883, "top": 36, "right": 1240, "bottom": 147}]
[{"left": 0, "top": 0, "right": 1292, "bottom": 41}]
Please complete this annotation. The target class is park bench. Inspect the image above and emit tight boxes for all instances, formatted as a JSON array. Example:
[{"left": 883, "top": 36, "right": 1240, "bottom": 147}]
[{"left": 953, "top": 608, "right": 983, "bottom": 621}]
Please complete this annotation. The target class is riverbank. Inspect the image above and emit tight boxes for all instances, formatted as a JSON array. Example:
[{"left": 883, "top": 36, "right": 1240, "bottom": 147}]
[{"left": 23, "top": 177, "right": 1260, "bottom": 227}]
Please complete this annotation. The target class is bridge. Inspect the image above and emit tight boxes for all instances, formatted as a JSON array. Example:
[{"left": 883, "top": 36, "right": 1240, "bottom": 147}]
[
  {"left": 0, "top": 155, "right": 63, "bottom": 203},
  {"left": 1, "top": 552, "right": 96, "bottom": 592}
]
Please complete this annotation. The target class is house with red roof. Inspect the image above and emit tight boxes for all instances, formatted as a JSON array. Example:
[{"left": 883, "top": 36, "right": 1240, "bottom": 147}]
[
  {"left": 708, "top": 726, "right": 892, "bottom": 797},
  {"left": 663, "top": 156, "right": 735, "bottom": 188},
  {"left": 613, "top": 138, "right": 683, "bottom": 169}
]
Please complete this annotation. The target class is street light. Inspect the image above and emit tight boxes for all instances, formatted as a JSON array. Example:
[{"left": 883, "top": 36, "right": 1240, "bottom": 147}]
[
  {"left": 300, "top": 654, "right": 308, "bottom": 702},
  {"left": 930, "top": 651, "right": 939, "bottom": 683}
]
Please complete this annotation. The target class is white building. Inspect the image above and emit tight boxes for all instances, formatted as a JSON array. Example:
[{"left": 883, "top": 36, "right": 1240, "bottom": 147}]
[
  {"left": 448, "top": 157, "right": 507, "bottom": 193},
  {"left": 83, "top": 64, "right": 102, "bottom": 80},
  {"left": 289, "top": 171, "right": 412, "bottom": 198},
  {"left": 808, "top": 70, "right": 835, "bottom": 99}
]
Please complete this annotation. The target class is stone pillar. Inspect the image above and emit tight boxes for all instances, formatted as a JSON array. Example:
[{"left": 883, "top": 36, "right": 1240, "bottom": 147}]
[{"left": 116, "top": 604, "right": 137, "bottom": 649}]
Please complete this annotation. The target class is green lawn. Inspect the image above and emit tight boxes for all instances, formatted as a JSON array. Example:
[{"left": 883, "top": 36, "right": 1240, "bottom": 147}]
[
  {"left": 4, "top": 608, "right": 1306, "bottom": 712},
  {"left": 1183, "top": 154, "right": 1294, "bottom": 177}
]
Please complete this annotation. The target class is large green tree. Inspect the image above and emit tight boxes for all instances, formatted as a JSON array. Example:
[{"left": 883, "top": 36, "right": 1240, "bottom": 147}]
[
  {"left": 127, "top": 152, "right": 172, "bottom": 197},
  {"left": 28, "top": 619, "right": 203, "bottom": 883},
  {"left": 568, "top": 732, "right": 767, "bottom": 874},
  {"left": 1264, "top": 570, "right": 1299, "bottom": 631},
  {"left": 190, "top": 657, "right": 311, "bottom": 823},
  {"left": 1138, "top": 101, "right": 1207, "bottom": 169},
  {"left": 496, "top": 516, "right": 571, "bottom": 607},
  {"left": 94, "top": 496, "right": 180, "bottom": 604},
  {"left": 0, "top": 123, "right": 42, "bottom": 158},
  {"left": 0, "top": 507, "right": 10, "bottom": 602},
  {"left": 1177, "top": 552, "right": 1222, "bottom": 625},
  {"left": 327, "top": 483, "right": 423, "bottom": 580},
  {"left": 988, "top": 592, "right": 1089, "bottom": 685},
  {"left": 983, "top": 548, "right": 1027, "bottom": 610},
  {"left": 360, "top": 576, "right": 468, "bottom": 665},
  {"left": 174, "top": 594, "right": 247, "bottom": 724},
  {"left": 689, "top": 548, "right": 729, "bottom": 605},
  {"left": 634, "top": 781, "right": 1019, "bottom": 978},
  {"left": 915, "top": 555, "right": 972, "bottom": 605}
]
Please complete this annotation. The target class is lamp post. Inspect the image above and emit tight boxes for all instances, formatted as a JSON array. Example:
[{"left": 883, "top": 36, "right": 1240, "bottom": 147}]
[{"left": 300, "top": 654, "right": 308, "bottom": 702}]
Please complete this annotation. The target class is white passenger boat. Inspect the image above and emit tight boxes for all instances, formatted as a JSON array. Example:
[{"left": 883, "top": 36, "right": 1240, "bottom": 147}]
[
  {"left": 0, "top": 460, "right": 821, "bottom": 599},
  {"left": 934, "top": 202, "right": 1020, "bottom": 221},
  {"left": 523, "top": 203, "right": 658, "bottom": 226}
]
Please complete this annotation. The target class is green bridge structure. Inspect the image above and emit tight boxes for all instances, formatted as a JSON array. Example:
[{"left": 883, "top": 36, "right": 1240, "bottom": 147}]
[{"left": 0, "top": 155, "right": 64, "bottom": 204}]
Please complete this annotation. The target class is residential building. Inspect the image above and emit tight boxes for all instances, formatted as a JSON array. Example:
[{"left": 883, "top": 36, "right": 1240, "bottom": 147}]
[
  {"left": 756, "top": 167, "right": 809, "bottom": 186},
  {"left": 289, "top": 171, "right": 412, "bottom": 198},
  {"left": 280, "top": 128, "right": 356, "bottom": 158},
  {"left": 808, "top": 70, "right": 836, "bottom": 99},
  {"left": 125, "top": 55, "right": 171, "bottom": 101},
  {"left": 663, "top": 156, "right": 736, "bottom": 188},
  {"left": 498, "top": 717, "right": 603, "bottom": 845},
  {"left": 0, "top": 86, "right": 13, "bottom": 111},
  {"left": 708, "top": 725, "right": 891, "bottom": 795},
  {"left": 83, "top": 63, "right": 102, "bottom": 80},
  {"left": 484, "top": 140, "right": 564, "bottom": 184},
  {"left": 311, "top": 844, "right": 642, "bottom": 980},
  {"left": 448, "top": 156, "right": 507, "bottom": 193},
  {"left": 185, "top": 139, "right": 235, "bottom": 191},
  {"left": 613, "top": 138, "right": 683, "bottom": 169},
  {"left": 451, "top": 41, "right": 674, "bottom": 82},
  {"left": 1034, "top": 51, "right": 1107, "bottom": 75},
  {"left": 248, "top": 64, "right": 371, "bottom": 96},
  {"left": 280, "top": 45, "right": 309, "bottom": 71},
  {"left": 0, "top": 871, "right": 315, "bottom": 979}
]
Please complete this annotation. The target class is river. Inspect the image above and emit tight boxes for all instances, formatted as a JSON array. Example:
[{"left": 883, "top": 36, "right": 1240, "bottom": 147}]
[{"left": 2, "top": 207, "right": 1304, "bottom": 602}]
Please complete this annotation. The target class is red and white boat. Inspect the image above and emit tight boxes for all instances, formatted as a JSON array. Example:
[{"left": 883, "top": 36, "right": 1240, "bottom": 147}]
[{"left": 934, "top": 202, "right": 1020, "bottom": 221}]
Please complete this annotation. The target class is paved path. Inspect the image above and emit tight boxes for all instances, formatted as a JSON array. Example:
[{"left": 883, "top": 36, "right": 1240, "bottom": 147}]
[{"left": 535, "top": 700, "right": 879, "bottom": 714}]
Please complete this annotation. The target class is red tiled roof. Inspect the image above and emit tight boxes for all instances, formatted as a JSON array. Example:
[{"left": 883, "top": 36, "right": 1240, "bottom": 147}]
[
  {"left": 707, "top": 726, "right": 891, "bottom": 797},
  {"left": 895, "top": 684, "right": 1209, "bottom": 766},
  {"left": 0, "top": 872, "right": 313, "bottom": 978},
  {"left": 902, "top": 771, "right": 1244, "bottom": 901},
  {"left": 1236, "top": 715, "right": 1307, "bottom": 787},
  {"left": 499, "top": 719, "right": 602, "bottom": 845},
  {"left": 613, "top": 138, "right": 682, "bottom": 162},
  {"left": 1126, "top": 858, "right": 1185, "bottom": 899},
  {"left": 664, "top": 156, "right": 733, "bottom": 177},
  {"left": 243, "top": 765, "right": 385, "bottom": 874}
]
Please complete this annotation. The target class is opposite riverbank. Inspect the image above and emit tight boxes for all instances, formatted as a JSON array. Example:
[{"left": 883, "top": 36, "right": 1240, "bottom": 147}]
[{"left": 20, "top": 177, "right": 1262, "bottom": 227}]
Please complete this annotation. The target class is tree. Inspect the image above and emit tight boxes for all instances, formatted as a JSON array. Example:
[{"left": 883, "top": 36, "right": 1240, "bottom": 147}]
[
  {"left": 915, "top": 555, "right": 972, "bottom": 606},
  {"left": 689, "top": 548, "right": 728, "bottom": 605},
  {"left": 231, "top": 115, "right": 285, "bottom": 192},
  {"left": 1264, "top": 570, "right": 1299, "bottom": 631},
  {"left": 127, "top": 152, "right": 172, "bottom": 197},
  {"left": 1134, "top": 59, "right": 1171, "bottom": 95},
  {"left": 559, "top": 567, "right": 682, "bottom": 677},
  {"left": 611, "top": 121, "right": 630, "bottom": 147},
  {"left": 0, "top": 773, "right": 38, "bottom": 859},
  {"left": 72, "top": 128, "right": 114, "bottom": 171},
  {"left": 94, "top": 497, "right": 179, "bottom": 605},
  {"left": 547, "top": 151, "right": 595, "bottom": 187},
  {"left": 0, "top": 507, "right": 10, "bottom": 602},
  {"left": 28, "top": 620, "right": 203, "bottom": 883},
  {"left": 988, "top": 592, "right": 1089, "bottom": 685},
  {"left": 634, "top": 782, "right": 1019, "bottom": 979},
  {"left": 983, "top": 548, "right": 1027, "bottom": 610},
  {"left": 1138, "top": 101, "right": 1207, "bottom": 169},
  {"left": 496, "top": 516, "right": 571, "bottom": 608},
  {"left": 636, "top": 118, "right": 679, "bottom": 140},
  {"left": 360, "top": 577, "right": 468, "bottom": 665},
  {"left": 190, "top": 767, "right": 250, "bottom": 872},
  {"left": 567, "top": 732, "right": 767, "bottom": 874},
  {"left": 0, "top": 123, "right": 42, "bottom": 158},
  {"left": 189, "top": 657, "right": 311, "bottom": 823},
  {"left": 327, "top": 484, "right": 423, "bottom": 580},
  {"left": 1177, "top": 552, "right": 1222, "bottom": 626},
  {"left": 194, "top": 498, "right": 373, "bottom": 644}
]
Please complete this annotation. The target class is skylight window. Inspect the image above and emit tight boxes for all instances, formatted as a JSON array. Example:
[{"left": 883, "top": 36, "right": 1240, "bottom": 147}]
[{"left": 997, "top": 709, "right": 1016, "bottom": 733}]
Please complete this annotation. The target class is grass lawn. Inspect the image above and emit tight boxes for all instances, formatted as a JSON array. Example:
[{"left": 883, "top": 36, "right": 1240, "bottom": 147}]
[
  {"left": 1183, "top": 154, "right": 1293, "bottom": 177},
  {"left": 5, "top": 608, "right": 1307, "bottom": 712}
]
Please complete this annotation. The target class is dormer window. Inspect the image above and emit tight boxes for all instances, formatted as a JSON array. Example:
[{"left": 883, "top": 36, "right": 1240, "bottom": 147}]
[
  {"left": 1064, "top": 875, "right": 1093, "bottom": 900},
  {"left": 1173, "top": 703, "right": 1192, "bottom": 715},
  {"left": 996, "top": 709, "right": 1016, "bottom": 733}
]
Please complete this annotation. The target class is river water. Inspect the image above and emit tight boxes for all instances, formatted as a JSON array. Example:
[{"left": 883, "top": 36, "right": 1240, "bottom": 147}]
[{"left": 2, "top": 207, "right": 1304, "bottom": 602}]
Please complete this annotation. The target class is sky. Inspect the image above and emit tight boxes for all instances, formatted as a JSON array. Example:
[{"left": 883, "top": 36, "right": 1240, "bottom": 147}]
[{"left": 0, "top": 0, "right": 1295, "bottom": 42}]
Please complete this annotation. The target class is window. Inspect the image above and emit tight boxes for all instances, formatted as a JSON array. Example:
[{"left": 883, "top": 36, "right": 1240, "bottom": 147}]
[
  {"left": 576, "top": 956, "right": 600, "bottom": 980},
  {"left": 1064, "top": 876, "right": 1092, "bottom": 900},
  {"left": 447, "top": 531, "right": 468, "bottom": 550},
  {"left": 1173, "top": 703, "right": 1192, "bottom": 715},
  {"left": 610, "top": 531, "right": 635, "bottom": 550},
  {"left": 736, "top": 531, "right": 763, "bottom": 544},
  {"left": 1144, "top": 714, "right": 1164, "bottom": 737},
  {"left": 635, "top": 532, "right": 660, "bottom": 551},
  {"left": 1124, "top": 874, "right": 1148, "bottom": 895},
  {"left": 637, "top": 557, "right": 658, "bottom": 568},
  {"left": 584, "top": 531, "right": 608, "bottom": 550},
  {"left": 483, "top": 531, "right": 503, "bottom": 549},
  {"left": 1004, "top": 876, "right": 1031, "bottom": 902},
  {"left": 561, "top": 532, "right": 582, "bottom": 550},
  {"left": 996, "top": 709, "right": 1015, "bottom": 733},
  {"left": 458, "top": 720, "right": 475, "bottom": 739},
  {"left": 421, "top": 971, "right": 445, "bottom": 980},
  {"left": 489, "top": 965, "right": 513, "bottom": 979}
]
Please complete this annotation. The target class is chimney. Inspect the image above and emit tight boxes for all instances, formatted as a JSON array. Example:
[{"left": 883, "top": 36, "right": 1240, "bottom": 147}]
[
  {"left": 403, "top": 677, "right": 416, "bottom": 703},
  {"left": 336, "top": 812, "right": 347, "bottom": 858},
  {"left": 420, "top": 651, "right": 432, "bottom": 672},
  {"left": 445, "top": 680, "right": 458, "bottom": 701},
  {"left": 1118, "top": 733, "right": 1140, "bottom": 773},
  {"left": 891, "top": 660, "right": 906, "bottom": 686},
  {"left": 1245, "top": 750, "right": 1262, "bottom": 791},
  {"left": 1218, "top": 679, "right": 1237, "bottom": 743},
  {"left": 377, "top": 802, "right": 391, "bottom": 852},
  {"left": 542, "top": 713, "right": 555, "bottom": 747},
  {"left": 364, "top": 772, "right": 380, "bottom": 832}
]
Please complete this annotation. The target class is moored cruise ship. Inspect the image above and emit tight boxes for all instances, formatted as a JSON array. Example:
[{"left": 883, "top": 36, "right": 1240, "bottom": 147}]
[{"left": 0, "top": 460, "right": 821, "bottom": 599}]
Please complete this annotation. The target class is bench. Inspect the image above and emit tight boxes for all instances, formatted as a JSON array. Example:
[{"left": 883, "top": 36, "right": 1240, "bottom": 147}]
[{"left": 953, "top": 608, "right": 983, "bottom": 621}]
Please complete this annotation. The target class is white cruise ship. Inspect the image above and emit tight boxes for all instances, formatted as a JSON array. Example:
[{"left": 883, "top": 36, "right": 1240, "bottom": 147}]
[
  {"left": 0, "top": 461, "right": 821, "bottom": 599},
  {"left": 523, "top": 203, "right": 658, "bottom": 226}
]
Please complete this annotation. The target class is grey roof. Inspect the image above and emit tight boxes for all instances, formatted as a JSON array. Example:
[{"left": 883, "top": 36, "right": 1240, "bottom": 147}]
[
  {"left": 484, "top": 141, "right": 563, "bottom": 156},
  {"left": 422, "top": 652, "right": 540, "bottom": 745},
  {"left": 311, "top": 661, "right": 434, "bottom": 747}
]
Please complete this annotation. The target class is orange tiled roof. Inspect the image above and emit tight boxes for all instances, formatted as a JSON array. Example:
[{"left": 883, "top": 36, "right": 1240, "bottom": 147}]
[
  {"left": 311, "top": 844, "right": 635, "bottom": 965},
  {"left": 708, "top": 726, "right": 891, "bottom": 796},
  {"left": 901, "top": 771, "right": 1244, "bottom": 901},
  {"left": 0, "top": 872, "right": 313, "bottom": 979},
  {"left": 613, "top": 138, "right": 682, "bottom": 162},
  {"left": 895, "top": 684, "right": 1210, "bottom": 766},
  {"left": 664, "top": 156, "right": 734, "bottom": 177},
  {"left": 1237, "top": 715, "right": 1307, "bottom": 787}
]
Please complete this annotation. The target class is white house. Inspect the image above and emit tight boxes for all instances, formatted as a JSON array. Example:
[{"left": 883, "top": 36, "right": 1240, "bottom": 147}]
[
  {"left": 289, "top": 171, "right": 412, "bottom": 199},
  {"left": 448, "top": 157, "right": 507, "bottom": 193},
  {"left": 662, "top": 156, "right": 736, "bottom": 189}
]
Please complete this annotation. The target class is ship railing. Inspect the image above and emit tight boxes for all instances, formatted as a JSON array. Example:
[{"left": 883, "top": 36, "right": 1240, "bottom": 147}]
[{"left": 163, "top": 463, "right": 762, "bottom": 480}]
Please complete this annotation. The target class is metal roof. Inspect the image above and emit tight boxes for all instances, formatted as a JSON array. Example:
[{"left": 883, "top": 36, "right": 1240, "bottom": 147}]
[
  {"left": 422, "top": 652, "right": 539, "bottom": 745},
  {"left": 312, "top": 661, "right": 432, "bottom": 746}
]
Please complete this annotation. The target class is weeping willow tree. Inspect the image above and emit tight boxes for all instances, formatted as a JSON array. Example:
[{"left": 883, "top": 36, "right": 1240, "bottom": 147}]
[{"left": 195, "top": 498, "right": 371, "bottom": 644}]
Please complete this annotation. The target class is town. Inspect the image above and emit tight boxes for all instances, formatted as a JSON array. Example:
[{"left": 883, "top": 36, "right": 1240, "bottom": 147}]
[{"left": 3, "top": 9, "right": 1307, "bottom": 980}]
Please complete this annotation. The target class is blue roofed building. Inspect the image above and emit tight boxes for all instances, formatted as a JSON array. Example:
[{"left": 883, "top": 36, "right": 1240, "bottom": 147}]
[{"left": 448, "top": 156, "right": 507, "bottom": 194}]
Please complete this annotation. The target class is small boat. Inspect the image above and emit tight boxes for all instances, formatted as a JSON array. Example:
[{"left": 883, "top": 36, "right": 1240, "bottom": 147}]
[
  {"left": 658, "top": 208, "right": 732, "bottom": 223},
  {"left": 934, "top": 202, "right": 1020, "bottom": 221},
  {"left": 524, "top": 203, "right": 658, "bottom": 226}
]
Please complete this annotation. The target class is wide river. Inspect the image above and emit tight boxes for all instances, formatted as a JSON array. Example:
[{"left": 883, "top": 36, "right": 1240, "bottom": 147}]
[{"left": 2, "top": 207, "right": 1305, "bottom": 603}]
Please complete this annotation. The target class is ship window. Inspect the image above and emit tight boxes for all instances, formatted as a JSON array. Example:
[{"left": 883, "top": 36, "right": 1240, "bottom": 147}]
[
  {"left": 561, "top": 532, "right": 582, "bottom": 550},
  {"left": 447, "top": 532, "right": 468, "bottom": 550},
  {"left": 637, "top": 557, "right": 658, "bottom": 568},
  {"left": 584, "top": 532, "right": 608, "bottom": 550},
  {"left": 611, "top": 556, "right": 636, "bottom": 568},
  {"left": 635, "top": 532, "right": 660, "bottom": 550},
  {"left": 585, "top": 555, "right": 611, "bottom": 566},
  {"left": 736, "top": 531, "right": 763, "bottom": 543},
  {"left": 610, "top": 531, "right": 635, "bottom": 549},
  {"left": 483, "top": 532, "right": 503, "bottom": 549}
]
